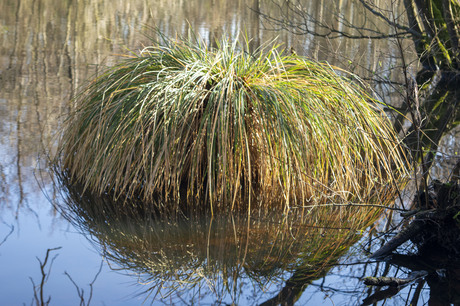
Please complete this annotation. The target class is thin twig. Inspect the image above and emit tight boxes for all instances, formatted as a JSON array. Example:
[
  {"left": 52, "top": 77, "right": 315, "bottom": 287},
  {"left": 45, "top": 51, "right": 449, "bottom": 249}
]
[
  {"left": 0, "top": 222, "right": 14, "bottom": 246},
  {"left": 64, "top": 259, "right": 104, "bottom": 306},
  {"left": 254, "top": 0, "right": 416, "bottom": 39},
  {"left": 64, "top": 271, "right": 85, "bottom": 305},
  {"left": 30, "top": 247, "right": 62, "bottom": 306},
  {"left": 87, "top": 260, "right": 104, "bottom": 305}
]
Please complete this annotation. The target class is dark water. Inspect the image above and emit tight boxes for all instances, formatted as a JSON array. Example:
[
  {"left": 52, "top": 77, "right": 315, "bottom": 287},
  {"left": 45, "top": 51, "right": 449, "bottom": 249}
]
[{"left": 1, "top": 0, "right": 459, "bottom": 305}]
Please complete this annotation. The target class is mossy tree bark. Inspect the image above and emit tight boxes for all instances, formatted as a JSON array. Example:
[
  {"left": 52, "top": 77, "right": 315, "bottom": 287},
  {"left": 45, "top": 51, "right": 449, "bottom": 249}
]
[
  {"left": 396, "top": 0, "right": 460, "bottom": 206},
  {"left": 401, "top": 0, "right": 460, "bottom": 154}
]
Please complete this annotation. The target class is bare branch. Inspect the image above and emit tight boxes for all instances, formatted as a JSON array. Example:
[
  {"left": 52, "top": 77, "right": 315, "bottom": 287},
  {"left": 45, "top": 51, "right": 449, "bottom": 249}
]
[
  {"left": 255, "top": 0, "right": 417, "bottom": 39},
  {"left": 357, "top": 0, "right": 422, "bottom": 38},
  {"left": 363, "top": 271, "right": 427, "bottom": 287}
]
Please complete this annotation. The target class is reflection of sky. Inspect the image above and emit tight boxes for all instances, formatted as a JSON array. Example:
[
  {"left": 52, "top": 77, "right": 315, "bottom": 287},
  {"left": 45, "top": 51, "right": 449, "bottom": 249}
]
[
  {"left": 0, "top": 179, "right": 140, "bottom": 305},
  {"left": 0, "top": 117, "right": 143, "bottom": 304},
  {"left": 0, "top": 194, "right": 430, "bottom": 305}
]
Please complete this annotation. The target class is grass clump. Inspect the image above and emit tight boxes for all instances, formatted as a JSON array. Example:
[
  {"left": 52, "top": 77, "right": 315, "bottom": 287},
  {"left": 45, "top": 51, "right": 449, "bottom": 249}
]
[{"left": 57, "top": 33, "right": 408, "bottom": 212}]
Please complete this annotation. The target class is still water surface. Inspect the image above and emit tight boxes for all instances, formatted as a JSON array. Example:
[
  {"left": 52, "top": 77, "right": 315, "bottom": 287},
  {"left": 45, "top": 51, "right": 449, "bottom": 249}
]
[{"left": 1, "top": 0, "right": 459, "bottom": 305}]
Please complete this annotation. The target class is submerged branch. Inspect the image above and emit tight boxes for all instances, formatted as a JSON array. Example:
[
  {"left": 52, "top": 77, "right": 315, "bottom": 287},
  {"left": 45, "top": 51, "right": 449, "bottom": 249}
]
[
  {"left": 370, "top": 219, "right": 425, "bottom": 259},
  {"left": 372, "top": 179, "right": 460, "bottom": 259},
  {"left": 363, "top": 271, "right": 427, "bottom": 287},
  {"left": 362, "top": 271, "right": 427, "bottom": 305}
]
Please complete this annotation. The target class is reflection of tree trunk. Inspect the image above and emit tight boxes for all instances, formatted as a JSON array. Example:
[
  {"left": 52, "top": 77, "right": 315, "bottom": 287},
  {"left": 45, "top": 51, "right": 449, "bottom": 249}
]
[
  {"left": 13, "top": 0, "right": 25, "bottom": 217},
  {"left": 7, "top": 0, "right": 21, "bottom": 73},
  {"left": 250, "top": 0, "right": 261, "bottom": 52},
  {"left": 410, "top": 278, "right": 425, "bottom": 306},
  {"left": 361, "top": 286, "right": 401, "bottom": 305},
  {"left": 259, "top": 268, "right": 328, "bottom": 306},
  {"left": 60, "top": 1, "right": 75, "bottom": 102},
  {"left": 16, "top": 95, "right": 24, "bottom": 218}
]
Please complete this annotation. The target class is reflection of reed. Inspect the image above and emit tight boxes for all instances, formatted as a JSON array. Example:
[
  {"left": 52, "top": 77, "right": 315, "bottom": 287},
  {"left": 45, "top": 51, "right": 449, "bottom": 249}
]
[{"left": 56, "top": 175, "right": 385, "bottom": 304}]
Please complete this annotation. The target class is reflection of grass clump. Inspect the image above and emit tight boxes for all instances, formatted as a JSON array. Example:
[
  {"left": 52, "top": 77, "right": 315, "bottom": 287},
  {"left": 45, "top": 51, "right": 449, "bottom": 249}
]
[
  {"left": 57, "top": 182, "right": 384, "bottom": 304},
  {"left": 58, "top": 32, "right": 408, "bottom": 211}
]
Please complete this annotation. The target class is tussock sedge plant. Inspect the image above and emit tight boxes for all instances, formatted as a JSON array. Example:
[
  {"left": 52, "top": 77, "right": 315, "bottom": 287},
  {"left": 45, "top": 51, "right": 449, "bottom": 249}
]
[{"left": 57, "top": 33, "right": 408, "bottom": 212}]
